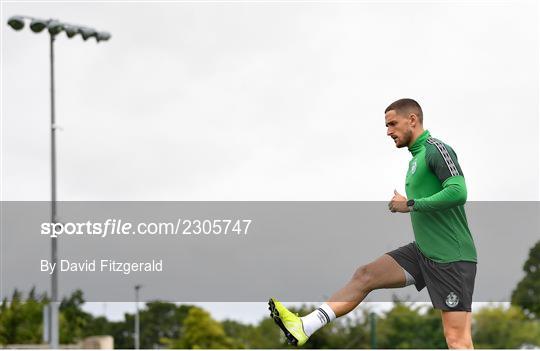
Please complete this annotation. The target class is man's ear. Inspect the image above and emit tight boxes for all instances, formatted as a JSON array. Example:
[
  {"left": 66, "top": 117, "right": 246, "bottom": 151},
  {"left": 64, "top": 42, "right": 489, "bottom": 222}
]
[{"left": 409, "top": 113, "right": 418, "bottom": 127}]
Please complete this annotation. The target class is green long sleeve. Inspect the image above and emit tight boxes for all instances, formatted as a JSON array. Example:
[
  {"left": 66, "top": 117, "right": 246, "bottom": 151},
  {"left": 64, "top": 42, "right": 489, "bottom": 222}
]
[
  {"left": 404, "top": 130, "right": 477, "bottom": 263},
  {"left": 414, "top": 176, "right": 467, "bottom": 212}
]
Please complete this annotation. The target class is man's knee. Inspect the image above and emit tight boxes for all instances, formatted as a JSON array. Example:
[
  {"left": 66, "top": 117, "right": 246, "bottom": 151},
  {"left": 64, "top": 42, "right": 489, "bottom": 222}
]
[
  {"left": 351, "top": 265, "right": 375, "bottom": 292},
  {"left": 444, "top": 330, "right": 473, "bottom": 349},
  {"left": 442, "top": 311, "right": 473, "bottom": 349}
]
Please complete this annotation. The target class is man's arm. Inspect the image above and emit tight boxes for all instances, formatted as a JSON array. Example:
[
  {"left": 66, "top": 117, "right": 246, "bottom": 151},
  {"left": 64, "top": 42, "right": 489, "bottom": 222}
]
[
  {"left": 412, "top": 139, "right": 467, "bottom": 213},
  {"left": 413, "top": 176, "right": 467, "bottom": 212}
]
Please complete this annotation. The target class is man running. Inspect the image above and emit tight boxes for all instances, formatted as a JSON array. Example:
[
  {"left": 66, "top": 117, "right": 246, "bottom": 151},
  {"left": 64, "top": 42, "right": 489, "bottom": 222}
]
[{"left": 269, "top": 98, "right": 477, "bottom": 349}]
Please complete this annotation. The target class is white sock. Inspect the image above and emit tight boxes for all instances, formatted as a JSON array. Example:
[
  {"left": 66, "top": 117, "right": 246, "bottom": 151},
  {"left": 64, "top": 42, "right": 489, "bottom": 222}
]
[{"left": 300, "top": 303, "right": 336, "bottom": 337}]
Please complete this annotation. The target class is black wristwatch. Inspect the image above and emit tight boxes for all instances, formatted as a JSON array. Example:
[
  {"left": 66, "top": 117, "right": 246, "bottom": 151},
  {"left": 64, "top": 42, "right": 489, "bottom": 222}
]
[{"left": 406, "top": 199, "right": 415, "bottom": 212}]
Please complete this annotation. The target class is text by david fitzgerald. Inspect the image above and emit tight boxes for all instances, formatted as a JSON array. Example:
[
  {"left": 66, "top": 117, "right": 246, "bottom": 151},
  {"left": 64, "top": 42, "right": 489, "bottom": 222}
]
[{"left": 41, "top": 259, "right": 163, "bottom": 275}]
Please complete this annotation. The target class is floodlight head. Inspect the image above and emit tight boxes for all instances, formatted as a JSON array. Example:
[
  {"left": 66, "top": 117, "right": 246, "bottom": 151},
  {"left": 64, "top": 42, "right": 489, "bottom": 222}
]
[
  {"left": 30, "top": 18, "right": 48, "bottom": 33},
  {"left": 96, "top": 31, "right": 111, "bottom": 42},
  {"left": 48, "top": 20, "right": 64, "bottom": 35},
  {"left": 78, "top": 27, "right": 97, "bottom": 41},
  {"left": 7, "top": 16, "right": 25, "bottom": 31},
  {"left": 64, "top": 25, "right": 78, "bottom": 38}
]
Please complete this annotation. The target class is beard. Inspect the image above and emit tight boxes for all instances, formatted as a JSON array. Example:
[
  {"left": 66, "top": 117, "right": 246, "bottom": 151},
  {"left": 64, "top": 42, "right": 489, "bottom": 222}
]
[{"left": 397, "top": 128, "right": 413, "bottom": 148}]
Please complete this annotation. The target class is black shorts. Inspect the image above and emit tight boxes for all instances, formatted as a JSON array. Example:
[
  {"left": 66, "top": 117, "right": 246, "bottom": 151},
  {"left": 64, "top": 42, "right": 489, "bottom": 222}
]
[{"left": 386, "top": 242, "right": 477, "bottom": 312}]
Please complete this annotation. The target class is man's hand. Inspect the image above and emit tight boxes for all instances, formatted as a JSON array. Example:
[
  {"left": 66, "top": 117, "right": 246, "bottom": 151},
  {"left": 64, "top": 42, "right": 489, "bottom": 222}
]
[{"left": 388, "top": 189, "right": 410, "bottom": 213}]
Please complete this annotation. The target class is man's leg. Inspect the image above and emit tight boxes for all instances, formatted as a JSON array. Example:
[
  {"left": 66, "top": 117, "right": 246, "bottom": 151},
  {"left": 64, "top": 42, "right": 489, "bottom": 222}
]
[
  {"left": 269, "top": 253, "right": 412, "bottom": 346},
  {"left": 327, "top": 253, "right": 407, "bottom": 316},
  {"left": 441, "top": 311, "right": 474, "bottom": 349}
]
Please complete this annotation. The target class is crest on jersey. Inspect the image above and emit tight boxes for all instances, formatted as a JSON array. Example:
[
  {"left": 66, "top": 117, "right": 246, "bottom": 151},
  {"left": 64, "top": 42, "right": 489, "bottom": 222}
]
[
  {"left": 410, "top": 160, "right": 417, "bottom": 175},
  {"left": 446, "top": 292, "right": 459, "bottom": 308}
]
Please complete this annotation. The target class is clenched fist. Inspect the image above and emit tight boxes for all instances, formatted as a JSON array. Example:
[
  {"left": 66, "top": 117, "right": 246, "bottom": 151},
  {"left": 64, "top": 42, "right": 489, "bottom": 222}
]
[{"left": 388, "top": 189, "right": 410, "bottom": 213}]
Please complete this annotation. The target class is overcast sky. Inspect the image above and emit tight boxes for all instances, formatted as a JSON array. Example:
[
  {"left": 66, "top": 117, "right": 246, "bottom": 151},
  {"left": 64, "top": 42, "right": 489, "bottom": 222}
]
[{"left": 2, "top": 0, "right": 538, "bottom": 323}]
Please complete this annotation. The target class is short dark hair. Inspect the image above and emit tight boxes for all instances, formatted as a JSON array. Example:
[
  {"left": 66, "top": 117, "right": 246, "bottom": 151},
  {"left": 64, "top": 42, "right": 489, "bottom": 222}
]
[{"left": 385, "top": 98, "right": 423, "bottom": 124}]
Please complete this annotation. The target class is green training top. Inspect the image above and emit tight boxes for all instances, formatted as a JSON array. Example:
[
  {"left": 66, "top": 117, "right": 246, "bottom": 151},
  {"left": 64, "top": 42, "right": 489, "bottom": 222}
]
[{"left": 405, "top": 130, "right": 477, "bottom": 263}]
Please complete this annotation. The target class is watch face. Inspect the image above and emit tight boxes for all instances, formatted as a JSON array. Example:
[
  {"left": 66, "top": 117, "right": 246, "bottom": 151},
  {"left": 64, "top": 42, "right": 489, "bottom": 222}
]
[{"left": 407, "top": 200, "right": 415, "bottom": 207}]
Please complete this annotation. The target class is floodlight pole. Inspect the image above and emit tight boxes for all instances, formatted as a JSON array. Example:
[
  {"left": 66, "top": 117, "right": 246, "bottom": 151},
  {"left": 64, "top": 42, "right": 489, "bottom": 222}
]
[
  {"left": 49, "top": 32, "right": 59, "bottom": 350},
  {"left": 135, "top": 285, "right": 141, "bottom": 349},
  {"left": 7, "top": 15, "right": 110, "bottom": 349},
  {"left": 370, "top": 312, "right": 377, "bottom": 349}
]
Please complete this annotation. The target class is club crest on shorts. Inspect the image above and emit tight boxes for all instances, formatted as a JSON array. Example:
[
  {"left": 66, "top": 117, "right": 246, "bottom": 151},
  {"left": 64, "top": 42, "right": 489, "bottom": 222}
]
[{"left": 445, "top": 292, "right": 459, "bottom": 308}]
